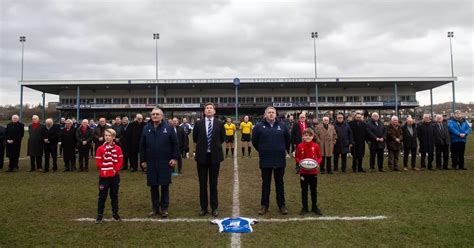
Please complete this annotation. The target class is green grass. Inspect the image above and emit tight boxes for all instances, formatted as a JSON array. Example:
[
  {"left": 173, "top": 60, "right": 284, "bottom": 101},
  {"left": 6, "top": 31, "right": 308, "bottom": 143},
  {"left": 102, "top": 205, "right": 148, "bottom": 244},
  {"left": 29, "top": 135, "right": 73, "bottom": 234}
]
[{"left": 0, "top": 133, "right": 473, "bottom": 247}]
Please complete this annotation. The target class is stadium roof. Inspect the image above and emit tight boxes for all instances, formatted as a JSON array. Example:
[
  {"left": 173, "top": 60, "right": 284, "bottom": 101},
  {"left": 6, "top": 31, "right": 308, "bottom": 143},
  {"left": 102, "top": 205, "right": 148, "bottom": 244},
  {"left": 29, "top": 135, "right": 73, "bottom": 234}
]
[{"left": 19, "top": 76, "right": 456, "bottom": 95}]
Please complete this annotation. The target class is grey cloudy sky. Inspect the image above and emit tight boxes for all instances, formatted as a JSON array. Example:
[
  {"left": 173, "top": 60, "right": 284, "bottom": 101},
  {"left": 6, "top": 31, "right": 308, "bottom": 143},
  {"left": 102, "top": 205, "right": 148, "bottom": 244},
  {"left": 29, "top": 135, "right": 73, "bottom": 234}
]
[{"left": 0, "top": 0, "right": 473, "bottom": 106}]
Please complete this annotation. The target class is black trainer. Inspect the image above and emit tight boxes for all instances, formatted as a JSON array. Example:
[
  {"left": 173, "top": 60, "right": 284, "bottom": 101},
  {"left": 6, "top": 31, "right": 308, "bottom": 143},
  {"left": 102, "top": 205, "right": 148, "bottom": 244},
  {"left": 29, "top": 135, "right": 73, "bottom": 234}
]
[
  {"left": 95, "top": 215, "right": 103, "bottom": 224},
  {"left": 112, "top": 213, "right": 121, "bottom": 221}
]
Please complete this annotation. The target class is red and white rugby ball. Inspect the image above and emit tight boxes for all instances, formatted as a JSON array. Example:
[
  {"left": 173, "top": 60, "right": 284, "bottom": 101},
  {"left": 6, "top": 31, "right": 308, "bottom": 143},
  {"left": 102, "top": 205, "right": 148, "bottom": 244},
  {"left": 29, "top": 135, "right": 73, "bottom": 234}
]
[{"left": 299, "top": 158, "right": 319, "bottom": 170}]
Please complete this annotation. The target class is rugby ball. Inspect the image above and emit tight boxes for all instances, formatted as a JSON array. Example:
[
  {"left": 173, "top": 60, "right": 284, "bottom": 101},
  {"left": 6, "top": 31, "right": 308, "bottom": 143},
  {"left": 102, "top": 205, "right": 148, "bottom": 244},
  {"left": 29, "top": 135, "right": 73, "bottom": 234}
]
[{"left": 299, "top": 158, "right": 319, "bottom": 170}]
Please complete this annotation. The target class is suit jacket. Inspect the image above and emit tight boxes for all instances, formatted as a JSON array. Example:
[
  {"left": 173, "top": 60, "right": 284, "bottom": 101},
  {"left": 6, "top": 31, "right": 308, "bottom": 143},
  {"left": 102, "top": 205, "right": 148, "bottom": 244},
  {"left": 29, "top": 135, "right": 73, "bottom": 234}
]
[
  {"left": 366, "top": 119, "right": 387, "bottom": 150},
  {"left": 386, "top": 124, "right": 403, "bottom": 151},
  {"left": 173, "top": 125, "right": 186, "bottom": 150},
  {"left": 193, "top": 118, "right": 225, "bottom": 165},
  {"left": 401, "top": 123, "right": 417, "bottom": 149},
  {"left": 433, "top": 122, "right": 450, "bottom": 146}
]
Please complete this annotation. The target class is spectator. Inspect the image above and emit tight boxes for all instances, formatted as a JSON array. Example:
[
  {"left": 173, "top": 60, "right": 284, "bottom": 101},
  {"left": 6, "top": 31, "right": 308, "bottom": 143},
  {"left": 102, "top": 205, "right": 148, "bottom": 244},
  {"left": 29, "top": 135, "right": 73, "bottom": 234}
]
[
  {"left": 27, "top": 115, "right": 44, "bottom": 172},
  {"left": 434, "top": 115, "right": 450, "bottom": 170},
  {"left": 5, "top": 115, "right": 24, "bottom": 172},
  {"left": 76, "top": 119, "right": 93, "bottom": 172},
  {"left": 291, "top": 113, "right": 311, "bottom": 173},
  {"left": 120, "top": 116, "right": 130, "bottom": 170},
  {"left": 42, "top": 118, "right": 60, "bottom": 172},
  {"left": 401, "top": 117, "right": 419, "bottom": 171},
  {"left": 0, "top": 123, "right": 5, "bottom": 170},
  {"left": 127, "top": 114, "right": 146, "bottom": 172},
  {"left": 93, "top": 118, "right": 108, "bottom": 154},
  {"left": 448, "top": 110, "right": 471, "bottom": 170},
  {"left": 171, "top": 117, "right": 185, "bottom": 174},
  {"left": 349, "top": 113, "right": 367, "bottom": 173},
  {"left": 417, "top": 114, "right": 436, "bottom": 170},
  {"left": 366, "top": 112, "right": 387, "bottom": 172},
  {"left": 59, "top": 119, "right": 77, "bottom": 172},
  {"left": 333, "top": 114, "right": 353, "bottom": 173},
  {"left": 111, "top": 116, "right": 123, "bottom": 146},
  {"left": 315, "top": 117, "right": 337, "bottom": 174},
  {"left": 386, "top": 116, "right": 403, "bottom": 172},
  {"left": 180, "top": 117, "right": 192, "bottom": 158}
]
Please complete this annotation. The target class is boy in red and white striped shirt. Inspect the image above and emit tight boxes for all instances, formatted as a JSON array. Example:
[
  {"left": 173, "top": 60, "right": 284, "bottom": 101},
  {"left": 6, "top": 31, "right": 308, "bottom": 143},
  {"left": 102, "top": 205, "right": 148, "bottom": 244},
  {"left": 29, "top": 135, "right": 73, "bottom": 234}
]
[{"left": 95, "top": 128, "right": 123, "bottom": 224}]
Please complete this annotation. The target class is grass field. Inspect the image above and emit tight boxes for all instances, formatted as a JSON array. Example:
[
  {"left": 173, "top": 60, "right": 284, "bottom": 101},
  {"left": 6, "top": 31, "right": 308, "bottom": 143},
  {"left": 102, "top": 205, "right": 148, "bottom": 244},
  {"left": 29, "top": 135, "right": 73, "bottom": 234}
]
[{"left": 0, "top": 133, "right": 473, "bottom": 247}]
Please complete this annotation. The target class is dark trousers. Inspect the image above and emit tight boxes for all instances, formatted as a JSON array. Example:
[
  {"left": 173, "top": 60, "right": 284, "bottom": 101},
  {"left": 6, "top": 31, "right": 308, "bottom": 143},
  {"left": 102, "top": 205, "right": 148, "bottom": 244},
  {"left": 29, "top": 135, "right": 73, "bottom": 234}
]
[
  {"left": 300, "top": 174, "right": 317, "bottom": 210},
  {"left": 352, "top": 156, "right": 364, "bottom": 172},
  {"left": 435, "top": 144, "right": 449, "bottom": 169},
  {"left": 130, "top": 152, "right": 140, "bottom": 170},
  {"left": 403, "top": 146, "right": 417, "bottom": 168},
  {"left": 388, "top": 150, "right": 400, "bottom": 170},
  {"left": 420, "top": 151, "right": 434, "bottom": 169},
  {"left": 0, "top": 144, "right": 4, "bottom": 169},
  {"left": 320, "top": 156, "right": 332, "bottom": 173},
  {"left": 333, "top": 153, "right": 347, "bottom": 172},
  {"left": 260, "top": 167, "right": 286, "bottom": 208},
  {"left": 44, "top": 144, "right": 58, "bottom": 171},
  {"left": 197, "top": 153, "right": 220, "bottom": 211},
  {"left": 122, "top": 155, "right": 130, "bottom": 169},
  {"left": 150, "top": 184, "right": 170, "bottom": 211},
  {"left": 97, "top": 175, "right": 120, "bottom": 216},
  {"left": 8, "top": 156, "right": 19, "bottom": 170},
  {"left": 451, "top": 142, "right": 466, "bottom": 169},
  {"left": 30, "top": 156, "right": 42, "bottom": 170},
  {"left": 63, "top": 154, "right": 76, "bottom": 171},
  {"left": 78, "top": 148, "right": 89, "bottom": 170},
  {"left": 369, "top": 148, "right": 384, "bottom": 170}
]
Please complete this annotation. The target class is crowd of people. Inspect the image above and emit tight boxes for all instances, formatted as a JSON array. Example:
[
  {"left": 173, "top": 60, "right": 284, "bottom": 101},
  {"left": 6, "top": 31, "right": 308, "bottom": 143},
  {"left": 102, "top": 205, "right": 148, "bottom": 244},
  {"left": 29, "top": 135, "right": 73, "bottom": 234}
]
[
  {"left": 281, "top": 110, "right": 471, "bottom": 173},
  {"left": 0, "top": 106, "right": 471, "bottom": 220}
]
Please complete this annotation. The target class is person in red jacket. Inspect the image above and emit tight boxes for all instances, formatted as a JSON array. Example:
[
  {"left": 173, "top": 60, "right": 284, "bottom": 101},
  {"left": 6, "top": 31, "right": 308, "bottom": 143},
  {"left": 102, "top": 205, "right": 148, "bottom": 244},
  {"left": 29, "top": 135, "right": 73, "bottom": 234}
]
[
  {"left": 95, "top": 128, "right": 123, "bottom": 224},
  {"left": 294, "top": 128, "right": 323, "bottom": 215}
]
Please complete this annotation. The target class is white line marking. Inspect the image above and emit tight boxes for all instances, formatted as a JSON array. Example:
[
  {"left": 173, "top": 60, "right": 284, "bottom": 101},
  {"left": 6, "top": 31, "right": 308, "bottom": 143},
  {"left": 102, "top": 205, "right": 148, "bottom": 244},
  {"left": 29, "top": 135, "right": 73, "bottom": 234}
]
[
  {"left": 257, "top": 215, "right": 388, "bottom": 222},
  {"left": 75, "top": 217, "right": 209, "bottom": 222},
  {"left": 74, "top": 216, "right": 388, "bottom": 223},
  {"left": 231, "top": 135, "right": 241, "bottom": 248}
]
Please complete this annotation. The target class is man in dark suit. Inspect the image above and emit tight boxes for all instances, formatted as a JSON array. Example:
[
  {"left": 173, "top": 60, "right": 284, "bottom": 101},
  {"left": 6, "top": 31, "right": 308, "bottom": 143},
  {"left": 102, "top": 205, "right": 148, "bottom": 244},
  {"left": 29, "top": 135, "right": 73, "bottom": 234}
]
[
  {"left": 42, "top": 118, "right": 60, "bottom": 172},
  {"left": 417, "top": 114, "right": 436, "bottom": 170},
  {"left": 434, "top": 115, "right": 450, "bottom": 170},
  {"left": 0, "top": 124, "right": 5, "bottom": 170},
  {"left": 193, "top": 103, "right": 225, "bottom": 217},
  {"left": 349, "top": 113, "right": 367, "bottom": 172},
  {"left": 171, "top": 117, "right": 186, "bottom": 174},
  {"left": 366, "top": 112, "right": 387, "bottom": 172},
  {"left": 5, "top": 115, "right": 24, "bottom": 172},
  {"left": 401, "top": 117, "right": 418, "bottom": 171},
  {"left": 127, "top": 114, "right": 146, "bottom": 172}
]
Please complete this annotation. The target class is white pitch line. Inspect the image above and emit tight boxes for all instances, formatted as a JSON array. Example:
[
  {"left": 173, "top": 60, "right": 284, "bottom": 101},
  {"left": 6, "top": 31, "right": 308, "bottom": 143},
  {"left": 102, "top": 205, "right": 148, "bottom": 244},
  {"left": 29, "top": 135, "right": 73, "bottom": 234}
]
[
  {"left": 230, "top": 135, "right": 241, "bottom": 248},
  {"left": 75, "top": 217, "right": 209, "bottom": 222},
  {"left": 74, "top": 215, "right": 388, "bottom": 223},
  {"left": 257, "top": 215, "right": 388, "bottom": 222}
]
